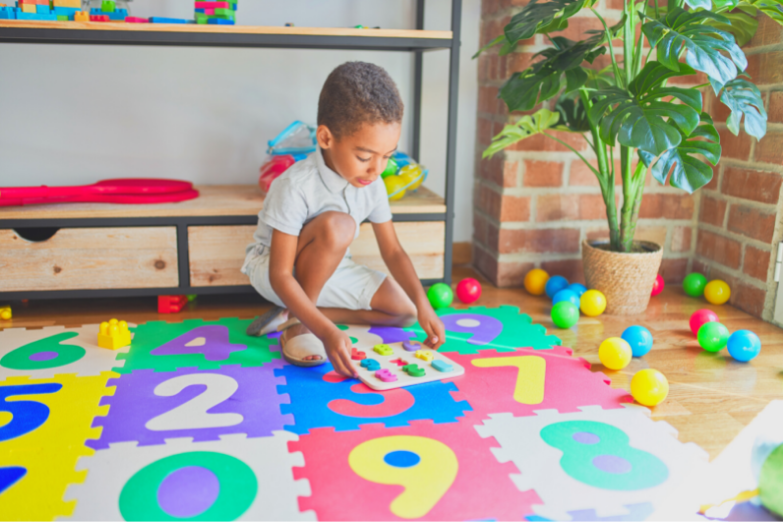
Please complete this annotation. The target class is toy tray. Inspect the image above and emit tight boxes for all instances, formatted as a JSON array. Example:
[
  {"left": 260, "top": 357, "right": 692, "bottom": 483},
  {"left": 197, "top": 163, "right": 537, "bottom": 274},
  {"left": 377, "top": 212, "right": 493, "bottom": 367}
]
[{"left": 351, "top": 341, "right": 464, "bottom": 391}]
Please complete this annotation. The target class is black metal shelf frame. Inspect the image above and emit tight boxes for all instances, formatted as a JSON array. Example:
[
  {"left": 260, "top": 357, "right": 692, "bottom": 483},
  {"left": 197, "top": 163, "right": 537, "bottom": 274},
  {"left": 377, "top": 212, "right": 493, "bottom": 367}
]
[{"left": 0, "top": 0, "right": 461, "bottom": 300}]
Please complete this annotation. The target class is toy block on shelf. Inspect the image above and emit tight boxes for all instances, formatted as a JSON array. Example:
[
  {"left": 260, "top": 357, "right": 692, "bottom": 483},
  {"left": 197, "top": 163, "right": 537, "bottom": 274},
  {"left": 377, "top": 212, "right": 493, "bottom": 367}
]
[
  {"left": 20, "top": 3, "right": 36, "bottom": 13},
  {"left": 17, "top": 11, "right": 58, "bottom": 19},
  {"left": 0, "top": 305, "right": 11, "bottom": 321},
  {"left": 207, "top": 17, "right": 233, "bottom": 24},
  {"left": 53, "top": 0, "right": 82, "bottom": 7},
  {"left": 89, "top": 13, "right": 109, "bottom": 21},
  {"left": 98, "top": 318, "right": 131, "bottom": 350},
  {"left": 124, "top": 16, "right": 148, "bottom": 22},
  {"left": 0, "top": 6, "right": 15, "bottom": 18},
  {"left": 158, "top": 295, "right": 188, "bottom": 314},
  {"left": 149, "top": 16, "right": 188, "bottom": 23},
  {"left": 73, "top": 10, "right": 88, "bottom": 20},
  {"left": 100, "top": 0, "right": 114, "bottom": 12}
]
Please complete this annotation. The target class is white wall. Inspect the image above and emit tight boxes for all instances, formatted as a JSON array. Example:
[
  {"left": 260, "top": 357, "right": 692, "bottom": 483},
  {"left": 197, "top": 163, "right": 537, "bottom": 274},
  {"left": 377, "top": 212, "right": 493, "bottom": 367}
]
[{"left": 0, "top": 0, "right": 478, "bottom": 242}]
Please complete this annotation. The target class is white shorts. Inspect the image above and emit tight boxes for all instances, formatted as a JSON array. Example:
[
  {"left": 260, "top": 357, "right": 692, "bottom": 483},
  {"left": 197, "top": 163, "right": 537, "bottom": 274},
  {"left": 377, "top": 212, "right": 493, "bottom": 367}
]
[{"left": 244, "top": 253, "right": 387, "bottom": 311}]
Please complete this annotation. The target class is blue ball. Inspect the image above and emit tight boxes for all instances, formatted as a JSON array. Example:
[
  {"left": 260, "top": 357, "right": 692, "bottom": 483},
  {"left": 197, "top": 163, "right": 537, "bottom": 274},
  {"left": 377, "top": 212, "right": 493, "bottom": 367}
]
[
  {"left": 727, "top": 330, "right": 761, "bottom": 362},
  {"left": 621, "top": 325, "right": 653, "bottom": 357},
  {"left": 545, "top": 275, "right": 569, "bottom": 298},
  {"left": 553, "top": 289, "right": 580, "bottom": 307},
  {"left": 568, "top": 283, "right": 588, "bottom": 297}
]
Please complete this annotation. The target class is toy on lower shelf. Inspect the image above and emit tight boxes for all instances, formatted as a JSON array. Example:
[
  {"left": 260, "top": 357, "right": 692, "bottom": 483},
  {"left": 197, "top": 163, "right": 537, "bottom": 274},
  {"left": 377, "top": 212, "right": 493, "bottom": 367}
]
[
  {"left": 355, "top": 342, "right": 464, "bottom": 390},
  {"left": 194, "top": 0, "right": 237, "bottom": 25},
  {"left": 158, "top": 295, "right": 188, "bottom": 314},
  {"left": 0, "top": 305, "right": 11, "bottom": 320},
  {"left": 97, "top": 318, "right": 131, "bottom": 350}
]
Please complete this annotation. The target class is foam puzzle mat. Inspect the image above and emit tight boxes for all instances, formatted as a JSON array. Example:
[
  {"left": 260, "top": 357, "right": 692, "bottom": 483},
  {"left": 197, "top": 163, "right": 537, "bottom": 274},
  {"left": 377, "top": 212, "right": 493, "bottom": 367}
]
[{"left": 0, "top": 306, "right": 708, "bottom": 521}]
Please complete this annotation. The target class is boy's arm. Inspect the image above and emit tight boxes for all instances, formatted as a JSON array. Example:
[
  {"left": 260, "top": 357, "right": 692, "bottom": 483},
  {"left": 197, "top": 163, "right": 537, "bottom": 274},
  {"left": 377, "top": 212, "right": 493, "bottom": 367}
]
[
  {"left": 268, "top": 229, "right": 356, "bottom": 377},
  {"left": 371, "top": 220, "right": 445, "bottom": 349}
]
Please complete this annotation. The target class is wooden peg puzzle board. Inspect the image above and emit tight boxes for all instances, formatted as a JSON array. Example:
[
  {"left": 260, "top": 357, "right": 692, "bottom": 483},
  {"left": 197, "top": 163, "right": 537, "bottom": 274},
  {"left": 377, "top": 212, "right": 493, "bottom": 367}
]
[{"left": 352, "top": 342, "right": 464, "bottom": 391}]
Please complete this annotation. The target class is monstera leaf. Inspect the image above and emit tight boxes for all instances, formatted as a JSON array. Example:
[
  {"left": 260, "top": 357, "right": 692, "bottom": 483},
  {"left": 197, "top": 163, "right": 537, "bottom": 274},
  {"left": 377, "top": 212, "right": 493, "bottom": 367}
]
[
  {"left": 483, "top": 109, "right": 561, "bottom": 158},
  {"left": 588, "top": 82, "right": 702, "bottom": 154},
  {"left": 500, "top": 35, "right": 605, "bottom": 112},
  {"left": 713, "top": 0, "right": 783, "bottom": 23},
  {"left": 704, "top": 6, "right": 759, "bottom": 46},
  {"left": 639, "top": 114, "right": 721, "bottom": 193},
  {"left": 686, "top": 0, "right": 712, "bottom": 9},
  {"left": 719, "top": 78, "right": 767, "bottom": 138},
  {"left": 555, "top": 96, "right": 592, "bottom": 132},
  {"left": 642, "top": 7, "right": 746, "bottom": 89}
]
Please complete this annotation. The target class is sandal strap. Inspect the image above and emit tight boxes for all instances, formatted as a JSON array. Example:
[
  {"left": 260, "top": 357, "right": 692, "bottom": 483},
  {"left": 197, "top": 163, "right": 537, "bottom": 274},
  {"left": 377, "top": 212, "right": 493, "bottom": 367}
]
[
  {"left": 281, "top": 333, "right": 326, "bottom": 360},
  {"left": 277, "top": 317, "right": 302, "bottom": 332}
]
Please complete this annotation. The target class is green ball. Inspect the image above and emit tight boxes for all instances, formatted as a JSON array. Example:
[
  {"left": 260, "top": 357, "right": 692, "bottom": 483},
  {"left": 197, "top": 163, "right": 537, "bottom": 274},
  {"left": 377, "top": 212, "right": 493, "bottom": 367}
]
[
  {"left": 683, "top": 272, "right": 708, "bottom": 297},
  {"left": 381, "top": 156, "right": 399, "bottom": 178},
  {"left": 551, "top": 301, "right": 580, "bottom": 329},
  {"left": 427, "top": 283, "right": 453, "bottom": 309},
  {"left": 698, "top": 321, "right": 729, "bottom": 352}
]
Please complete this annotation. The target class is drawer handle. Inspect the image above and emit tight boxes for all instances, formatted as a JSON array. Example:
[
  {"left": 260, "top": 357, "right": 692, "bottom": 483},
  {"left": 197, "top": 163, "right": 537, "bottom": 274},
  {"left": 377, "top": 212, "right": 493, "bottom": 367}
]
[{"left": 13, "top": 227, "right": 60, "bottom": 242}]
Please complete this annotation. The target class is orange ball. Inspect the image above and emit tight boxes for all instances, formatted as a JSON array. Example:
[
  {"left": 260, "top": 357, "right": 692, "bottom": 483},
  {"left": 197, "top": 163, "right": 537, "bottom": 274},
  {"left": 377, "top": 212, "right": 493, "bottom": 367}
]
[{"left": 524, "top": 269, "right": 549, "bottom": 296}]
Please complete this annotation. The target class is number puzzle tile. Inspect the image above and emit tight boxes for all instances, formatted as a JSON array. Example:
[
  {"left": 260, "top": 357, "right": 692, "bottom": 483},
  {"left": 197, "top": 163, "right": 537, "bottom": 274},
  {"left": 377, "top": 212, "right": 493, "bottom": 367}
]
[
  {"left": 403, "top": 306, "right": 562, "bottom": 354},
  {"left": 474, "top": 406, "right": 709, "bottom": 520},
  {"left": 64, "top": 431, "right": 315, "bottom": 521},
  {"left": 90, "top": 362, "right": 293, "bottom": 449},
  {"left": 0, "top": 373, "right": 115, "bottom": 520},
  {"left": 290, "top": 419, "right": 542, "bottom": 520},
  {"left": 566, "top": 502, "right": 655, "bottom": 521},
  {"left": 0, "top": 325, "right": 132, "bottom": 380},
  {"left": 116, "top": 318, "right": 281, "bottom": 373},
  {"left": 444, "top": 346, "right": 632, "bottom": 419},
  {"left": 276, "top": 363, "right": 471, "bottom": 434}
]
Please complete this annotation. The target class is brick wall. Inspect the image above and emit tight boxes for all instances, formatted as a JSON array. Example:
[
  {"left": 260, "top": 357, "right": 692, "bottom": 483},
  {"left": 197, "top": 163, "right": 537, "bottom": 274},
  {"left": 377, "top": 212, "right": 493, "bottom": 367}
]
[
  {"left": 695, "top": 15, "right": 783, "bottom": 320},
  {"left": 474, "top": 0, "right": 699, "bottom": 287}
]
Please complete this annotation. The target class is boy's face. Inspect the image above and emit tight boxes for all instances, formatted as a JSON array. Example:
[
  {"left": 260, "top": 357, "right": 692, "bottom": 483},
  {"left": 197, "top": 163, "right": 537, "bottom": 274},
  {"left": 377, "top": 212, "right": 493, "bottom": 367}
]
[{"left": 317, "top": 121, "right": 401, "bottom": 188}]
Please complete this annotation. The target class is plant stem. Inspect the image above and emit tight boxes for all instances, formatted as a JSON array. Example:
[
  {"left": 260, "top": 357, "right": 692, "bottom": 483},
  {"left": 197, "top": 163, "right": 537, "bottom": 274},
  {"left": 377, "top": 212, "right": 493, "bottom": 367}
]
[
  {"left": 592, "top": 9, "right": 625, "bottom": 89},
  {"left": 623, "top": 0, "right": 634, "bottom": 88},
  {"left": 541, "top": 132, "right": 599, "bottom": 175},
  {"left": 619, "top": 145, "right": 636, "bottom": 252}
]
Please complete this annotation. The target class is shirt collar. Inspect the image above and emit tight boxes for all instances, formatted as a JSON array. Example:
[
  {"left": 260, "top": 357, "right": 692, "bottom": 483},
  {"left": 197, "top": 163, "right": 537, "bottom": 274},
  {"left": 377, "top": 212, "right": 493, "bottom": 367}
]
[{"left": 315, "top": 146, "right": 350, "bottom": 193}]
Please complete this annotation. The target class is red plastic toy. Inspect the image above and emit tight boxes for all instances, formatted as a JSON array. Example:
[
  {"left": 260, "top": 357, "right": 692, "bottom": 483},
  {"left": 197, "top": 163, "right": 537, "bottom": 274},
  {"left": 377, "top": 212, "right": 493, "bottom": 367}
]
[
  {"left": 258, "top": 155, "right": 296, "bottom": 194},
  {"left": 651, "top": 274, "right": 665, "bottom": 296},
  {"left": 455, "top": 277, "right": 482, "bottom": 304},
  {"left": 0, "top": 179, "right": 198, "bottom": 207},
  {"left": 158, "top": 295, "right": 188, "bottom": 314},
  {"left": 689, "top": 309, "right": 720, "bottom": 337}
]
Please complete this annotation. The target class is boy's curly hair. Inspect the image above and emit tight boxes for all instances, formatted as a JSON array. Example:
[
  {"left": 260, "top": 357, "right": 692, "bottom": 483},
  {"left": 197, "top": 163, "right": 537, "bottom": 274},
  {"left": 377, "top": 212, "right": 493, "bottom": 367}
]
[{"left": 318, "top": 61, "right": 404, "bottom": 139}]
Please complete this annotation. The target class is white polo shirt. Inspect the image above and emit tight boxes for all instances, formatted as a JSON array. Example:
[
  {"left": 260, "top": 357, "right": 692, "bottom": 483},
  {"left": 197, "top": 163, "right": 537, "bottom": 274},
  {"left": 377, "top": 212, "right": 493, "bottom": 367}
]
[{"left": 242, "top": 146, "right": 393, "bottom": 270}]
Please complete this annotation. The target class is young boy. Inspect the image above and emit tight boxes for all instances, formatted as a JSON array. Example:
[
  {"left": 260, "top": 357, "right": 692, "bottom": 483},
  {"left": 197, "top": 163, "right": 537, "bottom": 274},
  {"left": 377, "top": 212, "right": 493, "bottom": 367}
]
[{"left": 241, "top": 61, "right": 445, "bottom": 378}]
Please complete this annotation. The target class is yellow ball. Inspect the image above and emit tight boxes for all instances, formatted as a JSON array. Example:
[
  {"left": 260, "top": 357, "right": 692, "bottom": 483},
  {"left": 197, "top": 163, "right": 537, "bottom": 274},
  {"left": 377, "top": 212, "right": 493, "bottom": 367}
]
[
  {"left": 399, "top": 164, "right": 424, "bottom": 190},
  {"left": 524, "top": 268, "right": 550, "bottom": 296},
  {"left": 383, "top": 175, "right": 407, "bottom": 201},
  {"left": 580, "top": 289, "right": 607, "bottom": 317},
  {"left": 598, "top": 337, "right": 632, "bottom": 370},
  {"left": 704, "top": 279, "right": 731, "bottom": 305},
  {"left": 631, "top": 369, "right": 669, "bottom": 407}
]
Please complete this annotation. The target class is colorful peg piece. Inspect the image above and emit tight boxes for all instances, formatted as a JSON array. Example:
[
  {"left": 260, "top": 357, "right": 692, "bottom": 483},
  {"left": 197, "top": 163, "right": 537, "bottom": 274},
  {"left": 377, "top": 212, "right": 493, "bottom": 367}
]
[
  {"left": 375, "top": 369, "right": 398, "bottom": 382},
  {"left": 414, "top": 349, "right": 435, "bottom": 362},
  {"left": 360, "top": 359, "right": 381, "bottom": 371},
  {"left": 373, "top": 344, "right": 393, "bottom": 356},
  {"left": 402, "top": 340, "right": 421, "bottom": 352},
  {"left": 431, "top": 360, "right": 454, "bottom": 373},
  {"left": 351, "top": 348, "right": 367, "bottom": 360}
]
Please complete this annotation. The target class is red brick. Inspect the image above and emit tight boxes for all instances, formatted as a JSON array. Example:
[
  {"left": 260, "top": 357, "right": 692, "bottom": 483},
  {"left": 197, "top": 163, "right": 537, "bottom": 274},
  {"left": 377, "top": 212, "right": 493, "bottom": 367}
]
[
  {"left": 473, "top": 212, "right": 490, "bottom": 249},
  {"left": 698, "top": 196, "right": 727, "bottom": 227},
  {"left": 692, "top": 258, "right": 710, "bottom": 277},
  {"left": 586, "top": 227, "right": 610, "bottom": 241},
  {"left": 669, "top": 71, "right": 708, "bottom": 87},
  {"left": 477, "top": 117, "right": 494, "bottom": 147},
  {"left": 696, "top": 229, "right": 742, "bottom": 269},
  {"left": 721, "top": 167, "right": 782, "bottom": 204},
  {"left": 579, "top": 194, "right": 610, "bottom": 220},
  {"left": 769, "top": 92, "right": 783, "bottom": 124},
  {"left": 506, "top": 52, "right": 537, "bottom": 75},
  {"left": 707, "top": 89, "right": 731, "bottom": 122},
  {"left": 607, "top": 0, "right": 623, "bottom": 9},
  {"left": 498, "top": 228, "right": 581, "bottom": 254},
  {"left": 746, "top": 52, "right": 783, "bottom": 86},
  {"left": 727, "top": 205, "right": 776, "bottom": 243},
  {"left": 478, "top": 54, "right": 489, "bottom": 83},
  {"left": 523, "top": 160, "right": 564, "bottom": 187},
  {"left": 671, "top": 226, "right": 693, "bottom": 253},
  {"left": 479, "top": 157, "right": 519, "bottom": 188},
  {"left": 755, "top": 131, "right": 783, "bottom": 165},
  {"left": 719, "top": 128, "right": 752, "bottom": 161},
  {"left": 747, "top": 13, "right": 783, "bottom": 48},
  {"left": 473, "top": 243, "right": 498, "bottom": 282},
  {"left": 569, "top": 159, "right": 623, "bottom": 186},
  {"left": 477, "top": 184, "right": 502, "bottom": 219},
  {"left": 501, "top": 195, "right": 531, "bottom": 222},
  {"left": 478, "top": 85, "right": 499, "bottom": 114},
  {"left": 743, "top": 245, "right": 771, "bottom": 282},
  {"left": 732, "top": 281, "right": 767, "bottom": 318},
  {"left": 496, "top": 260, "right": 535, "bottom": 287},
  {"left": 704, "top": 164, "right": 720, "bottom": 191},
  {"left": 550, "top": 17, "right": 619, "bottom": 44},
  {"left": 509, "top": 130, "right": 588, "bottom": 152},
  {"left": 541, "top": 259, "right": 586, "bottom": 284},
  {"left": 659, "top": 258, "right": 689, "bottom": 284},
  {"left": 537, "top": 194, "right": 579, "bottom": 221},
  {"left": 639, "top": 194, "right": 695, "bottom": 220}
]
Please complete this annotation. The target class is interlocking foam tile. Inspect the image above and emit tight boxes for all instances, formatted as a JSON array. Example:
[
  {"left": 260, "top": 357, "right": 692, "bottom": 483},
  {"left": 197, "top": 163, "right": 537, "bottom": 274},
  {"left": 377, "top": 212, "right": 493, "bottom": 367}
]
[
  {"left": 116, "top": 318, "right": 280, "bottom": 373},
  {"left": 566, "top": 502, "right": 655, "bottom": 521},
  {"left": 0, "top": 373, "right": 114, "bottom": 520},
  {"left": 0, "top": 325, "right": 130, "bottom": 380},
  {"left": 291, "top": 418, "right": 542, "bottom": 520},
  {"left": 444, "top": 346, "right": 632, "bottom": 419},
  {"left": 403, "top": 305, "right": 562, "bottom": 354},
  {"left": 64, "top": 431, "right": 316, "bottom": 521},
  {"left": 475, "top": 406, "right": 709, "bottom": 520},
  {"left": 277, "top": 363, "right": 471, "bottom": 434},
  {"left": 90, "top": 362, "right": 292, "bottom": 449}
]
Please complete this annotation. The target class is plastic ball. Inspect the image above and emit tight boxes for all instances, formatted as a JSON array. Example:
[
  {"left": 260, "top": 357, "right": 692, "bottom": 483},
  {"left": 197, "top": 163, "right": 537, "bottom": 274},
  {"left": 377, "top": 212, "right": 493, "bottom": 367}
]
[
  {"left": 568, "top": 283, "right": 587, "bottom": 297},
  {"left": 399, "top": 164, "right": 425, "bottom": 190},
  {"left": 727, "top": 330, "right": 761, "bottom": 362},
  {"left": 704, "top": 280, "right": 731, "bottom": 305},
  {"left": 427, "top": 283, "right": 453, "bottom": 309},
  {"left": 551, "top": 301, "right": 580, "bottom": 329},
  {"left": 631, "top": 369, "right": 669, "bottom": 407},
  {"left": 456, "top": 278, "right": 482, "bottom": 304},
  {"left": 545, "top": 275, "right": 569, "bottom": 298},
  {"left": 622, "top": 325, "right": 654, "bottom": 357},
  {"left": 683, "top": 273, "right": 708, "bottom": 297},
  {"left": 381, "top": 156, "right": 399, "bottom": 178},
  {"left": 598, "top": 337, "right": 633, "bottom": 370},
  {"left": 651, "top": 274, "right": 665, "bottom": 297},
  {"left": 689, "top": 309, "right": 719, "bottom": 337},
  {"left": 524, "top": 268, "right": 550, "bottom": 296},
  {"left": 580, "top": 289, "right": 607, "bottom": 317},
  {"left": 383, "top": 175, "right": 407, "bottom": 201},
  {"left": 553, "top": 289, "right": 580, "bottom": 307},
  {"left": 697, "top": 322, "right": 730, "bottom": 352}
]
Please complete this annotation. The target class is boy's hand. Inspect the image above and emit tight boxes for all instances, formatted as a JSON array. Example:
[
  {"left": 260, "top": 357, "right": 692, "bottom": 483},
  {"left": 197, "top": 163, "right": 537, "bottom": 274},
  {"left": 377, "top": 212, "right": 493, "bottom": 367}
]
[
  {"left": 418, "top": 305, "right": 446, "bottom": 350},
  {"left": 322, "top": 328, "right": 358, "bottom": 378}
]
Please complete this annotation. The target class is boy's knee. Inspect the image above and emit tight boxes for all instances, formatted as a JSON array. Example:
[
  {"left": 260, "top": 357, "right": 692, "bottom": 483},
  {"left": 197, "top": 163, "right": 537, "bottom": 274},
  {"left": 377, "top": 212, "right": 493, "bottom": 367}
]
[{"left": 319, "top": 212, "right": 356, "bottom": 249}]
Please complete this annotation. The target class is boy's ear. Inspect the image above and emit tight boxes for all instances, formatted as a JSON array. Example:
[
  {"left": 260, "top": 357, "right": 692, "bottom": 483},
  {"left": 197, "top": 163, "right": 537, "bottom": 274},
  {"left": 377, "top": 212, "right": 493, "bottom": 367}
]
[{"left": 316, "top": 125, "right": 335, "bottom": 150}]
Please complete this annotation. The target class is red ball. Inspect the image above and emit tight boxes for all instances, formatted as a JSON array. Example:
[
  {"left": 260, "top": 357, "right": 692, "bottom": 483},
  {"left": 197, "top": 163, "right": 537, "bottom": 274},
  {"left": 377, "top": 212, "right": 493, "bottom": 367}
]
[
  {"left": 456, "top": 277, "right": 482, "bottom": 304},
  {"left": 690, "top": 308, "right": 719, "bottom": 336},
  {"left": 651, "top": 274, "right": 665, "bottom": 296}
]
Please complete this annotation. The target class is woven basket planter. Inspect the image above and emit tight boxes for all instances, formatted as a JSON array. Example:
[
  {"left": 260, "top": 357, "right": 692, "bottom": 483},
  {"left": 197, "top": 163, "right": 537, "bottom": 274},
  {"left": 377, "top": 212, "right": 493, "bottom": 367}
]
[{"left": 582, "top": 239, "right": 663, "bottom": 315}]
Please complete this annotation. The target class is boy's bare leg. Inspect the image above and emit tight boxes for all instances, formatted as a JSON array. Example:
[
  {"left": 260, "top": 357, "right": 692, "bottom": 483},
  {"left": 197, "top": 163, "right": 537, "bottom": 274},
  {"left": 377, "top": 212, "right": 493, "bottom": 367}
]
[{"left": 318, "top": 277, "right": 417, "bottom": 326}]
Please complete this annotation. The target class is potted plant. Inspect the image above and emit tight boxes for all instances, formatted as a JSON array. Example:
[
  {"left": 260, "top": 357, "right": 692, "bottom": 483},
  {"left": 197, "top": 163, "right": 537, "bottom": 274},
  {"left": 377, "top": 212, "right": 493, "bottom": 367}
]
[{"left": 478, "top": 0, "right": 778, "bottom": 313}]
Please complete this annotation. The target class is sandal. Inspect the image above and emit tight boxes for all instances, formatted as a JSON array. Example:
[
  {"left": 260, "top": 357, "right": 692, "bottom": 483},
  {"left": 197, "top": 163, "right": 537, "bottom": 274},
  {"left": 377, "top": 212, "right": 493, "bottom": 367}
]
[
  {"left": 246, "top": 306, "right": 288, "bottom": 337},
  {"left": 278, "top": 318, "right": 327, "bottom": 367}
]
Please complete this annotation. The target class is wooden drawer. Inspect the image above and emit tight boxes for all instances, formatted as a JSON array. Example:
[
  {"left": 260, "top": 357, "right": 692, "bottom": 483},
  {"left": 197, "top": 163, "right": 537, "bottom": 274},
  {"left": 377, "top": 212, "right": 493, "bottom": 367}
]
[
  {"left": 0, "top": 227, "right": 178, "bottom": 291},
  {"left": 188, "top": 221, "right": 445, "bottom": 287}
]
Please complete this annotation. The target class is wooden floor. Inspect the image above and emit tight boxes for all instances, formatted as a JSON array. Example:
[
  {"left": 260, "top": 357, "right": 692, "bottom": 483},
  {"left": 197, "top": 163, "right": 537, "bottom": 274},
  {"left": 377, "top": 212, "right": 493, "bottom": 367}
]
[{"left": 2, "top": 265, "right": 781, "bottom": 460}]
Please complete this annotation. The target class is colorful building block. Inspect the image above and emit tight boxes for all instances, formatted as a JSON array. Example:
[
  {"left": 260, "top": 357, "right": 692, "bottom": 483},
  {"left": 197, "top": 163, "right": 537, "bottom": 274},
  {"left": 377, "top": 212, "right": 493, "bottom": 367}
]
[
  {"left": 97, "top": 318, "right": 132, "bottom": 350},
  {"left": 149, "top": 16, "right": 188, "bottom": 23},
  {"left": 100, "top": 0, "right": 114, "bottom": 12},
  {"left": 124, "top": 16, "right": 148, "bottom": 22},
  {"left": 207, "top": 17, "right": 233, "bottom": 24},
  {"left": 0, "top": 305, "right": 11, "bottom": 321},
  {"left": 372, "top": 344, "right": 393, "bottom": 356},
  {"left": 74, "top": 10, "right": 89, "bottom": 20},
  {"left": 17, "top": 11, "right": 58, "bottom": 19},
  {"left": 157, "top": 294, "right": 188, "bottom": 314},
  {"left": 53, "top": 0, "right": 83, "bottom": 7},
  {"left": 0, "top": 7, "right": 15, "bottom": 19},
  {"left": 89, "top": 14, "right": 109, "bottom": 21},
  {"left": 35, "top": 4, "right": 51, "bottom": 13}
]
